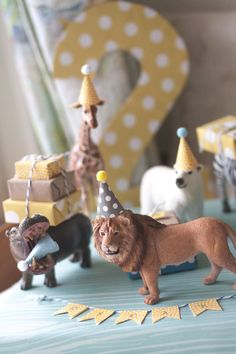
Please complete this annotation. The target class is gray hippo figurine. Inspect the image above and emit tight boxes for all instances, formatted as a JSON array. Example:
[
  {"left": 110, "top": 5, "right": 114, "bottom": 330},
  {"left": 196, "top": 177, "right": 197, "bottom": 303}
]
[{"left": 6, "top": 213, "right": 92, "bottom": 290}]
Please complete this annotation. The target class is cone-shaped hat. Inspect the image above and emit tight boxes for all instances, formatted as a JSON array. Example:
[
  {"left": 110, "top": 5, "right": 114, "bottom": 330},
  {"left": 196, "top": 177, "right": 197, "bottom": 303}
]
[
  {"left": 71, "top": 65, "right": 104, "bottom": 108},
  {"left": 96, "top": 170, "right": 124, "bottom": 218},
  {"left": 174, "top": 127, "right": 198, "bottom": 171}
]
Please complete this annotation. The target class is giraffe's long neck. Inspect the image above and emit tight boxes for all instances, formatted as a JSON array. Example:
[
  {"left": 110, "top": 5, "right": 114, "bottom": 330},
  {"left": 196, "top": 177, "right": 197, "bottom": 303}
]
[{"left": 77, "top": 120, "right": 96, "bottom": 153}]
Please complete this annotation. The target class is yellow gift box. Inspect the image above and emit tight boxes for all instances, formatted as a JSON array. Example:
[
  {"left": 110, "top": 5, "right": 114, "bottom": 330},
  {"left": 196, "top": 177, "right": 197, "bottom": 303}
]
[
  {"left": 196, "top": 116, "right": 236, "bottom": 159},
  {"left": 15, "top": 155, "right": 65, "bottom": 180},
  {"left": 2, "top": 191, "right": 81, "bottom": 226}
]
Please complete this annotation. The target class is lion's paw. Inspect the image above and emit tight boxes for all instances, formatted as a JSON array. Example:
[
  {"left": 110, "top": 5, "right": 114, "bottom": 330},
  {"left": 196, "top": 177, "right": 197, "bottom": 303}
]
[
  {"left": 202, "top": 275, "right": 216, "bottom": 285},
  {"left": 138, "top": 287, "right": 149, "bottom": 295},
  {"left": 144, "top": 295, "right": 159, "bottom": 305}
]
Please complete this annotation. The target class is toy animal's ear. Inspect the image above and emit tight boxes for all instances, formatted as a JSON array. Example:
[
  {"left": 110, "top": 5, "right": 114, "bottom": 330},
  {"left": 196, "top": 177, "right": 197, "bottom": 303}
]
[
  {"left": 5, "top": 229, "right": 10, "bottom": 238},
  {"left": 197, "top": 164, "right": 203, "bottom": 171},
  {"left": 117, "top": 214, "right": 130, "bottom": 227}
]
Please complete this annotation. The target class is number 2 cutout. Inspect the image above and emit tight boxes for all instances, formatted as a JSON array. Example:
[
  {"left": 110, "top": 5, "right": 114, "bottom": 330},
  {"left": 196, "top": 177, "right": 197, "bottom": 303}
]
[{"left": 53, "top": 0, "right": 189, "bottom": 207}]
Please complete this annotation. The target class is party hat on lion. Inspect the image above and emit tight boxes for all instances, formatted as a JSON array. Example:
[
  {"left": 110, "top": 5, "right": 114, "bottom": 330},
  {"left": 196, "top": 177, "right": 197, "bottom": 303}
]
[
  {"left": 71, "top": 64, "right": 104, "bottom": 108},
  {"left": 96, "top": 170, "right": 124, "bottom": 218},
  {"left": 174, "top": 127, "right": 198, "bottom": 171}
]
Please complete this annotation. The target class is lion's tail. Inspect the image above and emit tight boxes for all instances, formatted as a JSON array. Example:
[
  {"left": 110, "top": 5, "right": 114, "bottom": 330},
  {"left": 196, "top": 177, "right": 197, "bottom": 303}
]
[{"left": 223, "top": 221, "right": 236, "bottom": 249}]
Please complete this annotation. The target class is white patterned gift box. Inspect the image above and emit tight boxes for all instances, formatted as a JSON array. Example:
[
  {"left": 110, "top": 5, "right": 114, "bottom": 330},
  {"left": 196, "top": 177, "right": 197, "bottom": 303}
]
[{"left": 196, "top": 116, "right": 236, "bottom": 159}]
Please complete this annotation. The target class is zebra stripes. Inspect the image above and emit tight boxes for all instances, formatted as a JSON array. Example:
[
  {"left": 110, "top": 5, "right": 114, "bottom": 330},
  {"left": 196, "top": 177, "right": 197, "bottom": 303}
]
[{"left": 213, "top": 153, "right": 236, "bottom": 212}]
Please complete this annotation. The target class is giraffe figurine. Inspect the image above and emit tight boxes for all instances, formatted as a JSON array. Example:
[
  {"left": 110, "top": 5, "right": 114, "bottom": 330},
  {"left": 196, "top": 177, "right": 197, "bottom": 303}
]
[{"left": 70, "top": 64, "right": 105, "bottom": 215}]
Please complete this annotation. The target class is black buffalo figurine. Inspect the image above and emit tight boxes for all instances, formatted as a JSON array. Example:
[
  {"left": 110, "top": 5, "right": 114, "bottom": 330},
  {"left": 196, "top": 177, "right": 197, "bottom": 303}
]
[{"left": 6, "top": 213, "right": 92, "bottom": 290}]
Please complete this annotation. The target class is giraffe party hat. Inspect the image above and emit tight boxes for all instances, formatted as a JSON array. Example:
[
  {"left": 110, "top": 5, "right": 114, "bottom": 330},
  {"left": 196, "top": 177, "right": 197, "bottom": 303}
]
[
  {"left": 71, "top": 64, "right": 104, "bottom": 108},
  {"left": 96, "top": 170, "right": 124, "bottom": 218},
  {"left": 174, "top": 127, "right": 199, "bottom": 171}
]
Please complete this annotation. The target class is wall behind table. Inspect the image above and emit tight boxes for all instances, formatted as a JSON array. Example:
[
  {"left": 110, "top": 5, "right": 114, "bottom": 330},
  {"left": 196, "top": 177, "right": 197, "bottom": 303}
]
[
  {"left": 132, "top": 1, "right": 236, "bottom": 193},
  {"left": 0, "top": 9, "right": 40, "bottom": 219}
]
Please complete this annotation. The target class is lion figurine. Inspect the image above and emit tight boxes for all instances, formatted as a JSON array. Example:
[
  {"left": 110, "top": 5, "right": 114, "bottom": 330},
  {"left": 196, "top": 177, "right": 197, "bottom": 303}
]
[{"left": 93, "top": 211, "right": 236, "bottom": 305}]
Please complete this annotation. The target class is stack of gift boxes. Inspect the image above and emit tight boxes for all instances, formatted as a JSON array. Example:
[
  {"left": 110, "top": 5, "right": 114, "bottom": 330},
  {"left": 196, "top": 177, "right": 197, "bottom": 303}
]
[{"left": 3, "top": 155, "right": 81, "bottom": 226}]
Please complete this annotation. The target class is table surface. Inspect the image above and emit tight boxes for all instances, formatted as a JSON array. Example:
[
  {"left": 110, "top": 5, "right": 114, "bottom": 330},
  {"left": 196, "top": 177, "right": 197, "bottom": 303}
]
[{"left": 1, "top": 200, "right": 236, "bottom": 354}]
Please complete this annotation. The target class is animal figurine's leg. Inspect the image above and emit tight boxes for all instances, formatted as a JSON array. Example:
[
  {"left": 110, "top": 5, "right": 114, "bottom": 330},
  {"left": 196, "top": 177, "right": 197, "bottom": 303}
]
[
  {"left": 139, "top": 271, "right": 150, "bottom": 295},
  {"left": 44, "top": 267, "right": 57, "bottom": 288},
  {"left": 76, "top": 172, "right": 89, "bottom": 215},
  {"left": 213, "top": 154, "right": 231, "bottom": 212},
  {"left": 21, "top": 271, "right": 33, "bottom": 290},
  {"left": 69, "top": 250, "right": 80, "bottom": 263},
  {"left": 141, "top": 269, "right": 160, "bottom": 304},
  {"left": 203, "top": 261, "right": 222, "bottom": 285},
  {"left": 80, "top": 246, "right": 91, "bottom": 268}
]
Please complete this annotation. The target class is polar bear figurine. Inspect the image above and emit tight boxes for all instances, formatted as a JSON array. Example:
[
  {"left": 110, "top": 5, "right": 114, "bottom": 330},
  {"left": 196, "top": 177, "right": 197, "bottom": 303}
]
[{"left": 140, "top": 128, "right": 204, "bottom": 222}]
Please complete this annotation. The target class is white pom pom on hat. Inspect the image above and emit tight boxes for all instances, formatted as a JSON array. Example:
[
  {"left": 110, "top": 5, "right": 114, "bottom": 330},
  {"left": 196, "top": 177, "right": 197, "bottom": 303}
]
[{"left": 81, "top": 64, "right": 92, "bottom": 75}]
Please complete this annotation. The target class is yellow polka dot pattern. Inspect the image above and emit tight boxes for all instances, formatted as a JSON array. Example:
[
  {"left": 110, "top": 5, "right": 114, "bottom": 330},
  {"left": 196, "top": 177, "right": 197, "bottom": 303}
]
[
  {"left": 189, "top": 299, "right": 222, "bottom": 317},
  {"left": 79, "top": 308, "right": 115, "bottom": 325},
  {"left": 115, "top": 310, "right": 148, "bottom": 325},
  {"left": 53, "top": 1, "right": 189, "bottom": 206},
  {"left": 152, "top": 306, "right": 180, "bottom": 323},
  {"left": 15, "top": 156, "right": 65, "bottom": 180}
]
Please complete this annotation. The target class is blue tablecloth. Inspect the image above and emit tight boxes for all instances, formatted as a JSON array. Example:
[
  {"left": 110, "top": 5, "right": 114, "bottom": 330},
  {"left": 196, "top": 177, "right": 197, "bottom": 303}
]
[{"left": 1, "top": 200, "right": 236, "bottom": 354}]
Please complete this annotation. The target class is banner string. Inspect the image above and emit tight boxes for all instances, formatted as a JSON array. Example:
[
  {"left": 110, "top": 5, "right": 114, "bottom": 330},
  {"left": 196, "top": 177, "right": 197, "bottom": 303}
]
[{"left": 25, "top": 293, "right": 236, "bottom": 314}]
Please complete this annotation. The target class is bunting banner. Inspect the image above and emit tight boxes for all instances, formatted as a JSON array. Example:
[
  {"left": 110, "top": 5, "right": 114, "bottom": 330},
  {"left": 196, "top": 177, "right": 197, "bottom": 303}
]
[
  {"left": 115, "top": 310, "right": 148, "bottom": 325},
  {"left": 26, "top": 294, "right": 236, "bottom": 326},
  {"left": 152, "top": 306, "right": 181, "bottom": 323},
  {"left": 78, "top": 308, "right": 115, "bottom": 325},
  {"left": 189, "top": 298, "right": 222, "bottom": 317}
]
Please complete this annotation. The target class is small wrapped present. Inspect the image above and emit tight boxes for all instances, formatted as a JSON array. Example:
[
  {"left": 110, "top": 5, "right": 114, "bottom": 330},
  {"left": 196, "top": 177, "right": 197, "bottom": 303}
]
[
  {"left": 15, "top": 154, "right": 65, "bottom": 180},
  {"left": 8, "top": 171, "right": 76, "bottom": 202},
  {"left": 196, "top": 116, "right": 236, "bottom": 159},
  {"left": 129, "top": 211, "right": 197, "bottom": 280},
  {"left": 2, "top": 191, "right": 81, "bottom": 226}
]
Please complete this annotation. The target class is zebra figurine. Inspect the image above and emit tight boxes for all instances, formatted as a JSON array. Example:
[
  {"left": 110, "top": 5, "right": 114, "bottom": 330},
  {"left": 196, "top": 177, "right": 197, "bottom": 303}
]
[{"left": 213, "top": 153, "right": 236, "bottom": 212}]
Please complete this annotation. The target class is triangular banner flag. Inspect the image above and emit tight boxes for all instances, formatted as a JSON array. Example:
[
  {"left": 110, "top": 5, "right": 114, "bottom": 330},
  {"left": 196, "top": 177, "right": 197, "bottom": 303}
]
[
  {"left": 189, "top": 298, "right": 222, "bottom": 317},
  {"left": 54, "top": 303, "right": 88, "bottom": 319},
  {"left": 152, "top": 306, "right": 180, "bottom": 323},
  {"left": 115, "top": 310, "right": 148, "bottom": 325},
  {"left": 79, "top": 308, "right": 115, "bottom": 325}
]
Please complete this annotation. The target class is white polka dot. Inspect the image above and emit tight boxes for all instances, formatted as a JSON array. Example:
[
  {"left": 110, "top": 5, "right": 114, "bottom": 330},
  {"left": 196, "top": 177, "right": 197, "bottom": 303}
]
[
  {"left": 98, "top": 15, "right": 112, "bottom": 30},
  {"left": 129, "top": 137, "right": 142, "bottom": 151},
  {"left": 180, "top": 60, "right": 190, "bottom": 74},
  {"left": 104, "top": 131, "right": 117, "bottom": 145},
  {"left": 142, "top": 96, "right": 155, "bottom": 110},
  {"left": 130, "top": 47, "right": 144, "bottom": 60},
  {"left": 99, "top": 187, "right": 104, "bottom": 194},
  {"left": 118, "top": 2, "right": 132, "bottom": 11},
  {"left": 150, "top": 29, "right": 163, "bottom": 43},
  {"left": 59, "top": 52, "right": 73, "bottom": 66},
  {"left": 144, "top": 8, "right": 157, "bottom": 18},
  {"left": 105, "top": 40, "right": 119, "bottom": 52},
  {"left": 123, "top": 113, "right": 137, "bottom": 127},
  {"left": 138, "top": 71, "right": 150, "bottom": 86},
  {"left": 162, "top": 78, "right": 175, "bottom": 92},
  {"left": 75, "top": 13, "right": 86, "bottom": 23},
  {"left": 110, "top": 214, "right": 115, "bottom": 218},
  {"left": 116, "top": 179, "right": 128, "bottom": 192},
  {"left": 105, "top": 195, "right": 112, "bottom": 202},
  {"left": 79, "top": 34, "right": 93, "bottom": 48},
  {"left": 103, "top": 206, "right": 108, "bottom": 212},
  {"left": 97, "top": 206, "right": 100, "bottom": 212},
  {"left": 113, "top": 203, "right": 118, "bottom": 209},
  {"left": 99, "top": 197, "right": 102, "bottom": 203},
  {"left": 110, "top": 155, "right": 123, "bottom": 168},
  {"left": 124, "top": 22, "right": 138, "bottom": 37},
  {"left": 87, "top": 58, "right": 98, "bottom": 71},
  {"left": 176, "top": 37, "right": 185, "bottom": 50},
  {"left": 148, "top": 120, "right": 161, "bottom": 133},
  {"left": 155, "top": 53, "right": 169, "bottom": 68}
]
